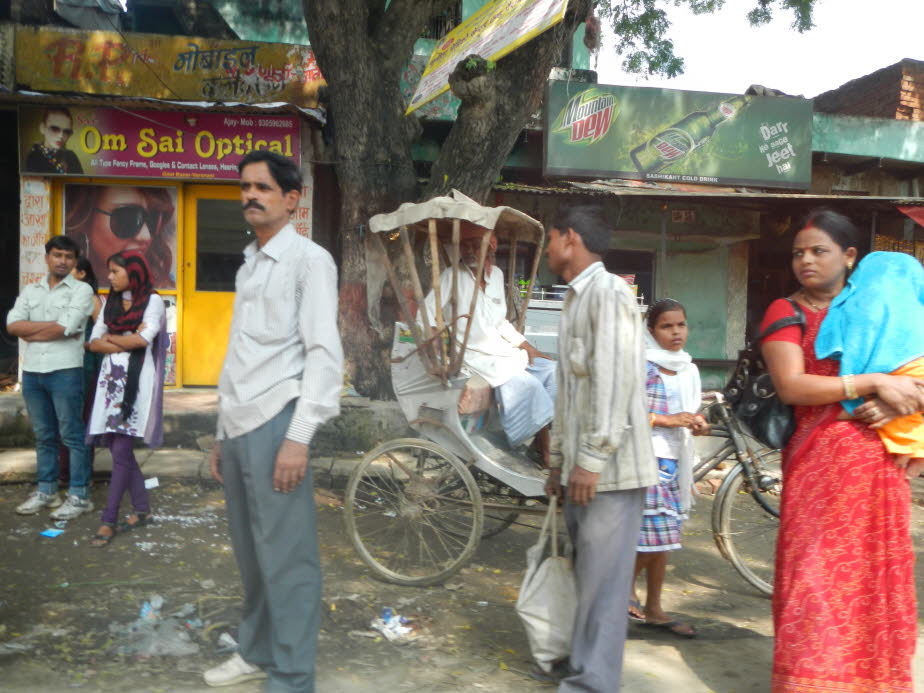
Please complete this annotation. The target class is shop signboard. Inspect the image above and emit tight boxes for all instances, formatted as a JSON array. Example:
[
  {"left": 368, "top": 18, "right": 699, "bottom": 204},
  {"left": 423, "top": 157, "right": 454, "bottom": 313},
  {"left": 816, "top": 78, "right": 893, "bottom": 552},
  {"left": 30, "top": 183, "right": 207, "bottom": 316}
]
[
  {"left": 19, "top": 105, "right": 300, "bottom": 180},
  {"left": 15, "top": 26, "right": 324, "bottom": 107},
  {"left": 401, "top": 53, "right": 459, "bottom": 121},
  {"left": 543, "top": 81, "right": 813, "bottom": 189},
  {"left": 407, "top": 0, "right": 568, "bottom": 114},
  {"left": 19, "top": 178, "right": 52, "bottom": 289}
]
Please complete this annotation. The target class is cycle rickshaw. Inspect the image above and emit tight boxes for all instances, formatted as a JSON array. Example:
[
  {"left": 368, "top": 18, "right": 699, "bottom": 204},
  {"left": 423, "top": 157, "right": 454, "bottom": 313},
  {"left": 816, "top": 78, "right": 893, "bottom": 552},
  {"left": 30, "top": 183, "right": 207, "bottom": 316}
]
[{"left": 343, "top": 192, "right": 783, "bottom": 596}]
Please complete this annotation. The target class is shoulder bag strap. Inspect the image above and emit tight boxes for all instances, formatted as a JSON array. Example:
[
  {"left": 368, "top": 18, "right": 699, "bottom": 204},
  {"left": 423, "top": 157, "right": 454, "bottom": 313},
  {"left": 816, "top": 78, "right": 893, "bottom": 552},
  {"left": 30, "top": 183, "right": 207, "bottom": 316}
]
[{"left": 758, "top": 298, "right": 806, "bottom": 341}]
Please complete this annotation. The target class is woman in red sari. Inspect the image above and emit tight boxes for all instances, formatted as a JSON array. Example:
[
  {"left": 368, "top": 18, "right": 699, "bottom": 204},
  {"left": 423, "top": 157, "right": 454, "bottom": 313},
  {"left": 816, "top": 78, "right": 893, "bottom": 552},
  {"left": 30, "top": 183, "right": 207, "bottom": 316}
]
[{"left": 762, "top": 209, "right": 923, "bottom": 692}]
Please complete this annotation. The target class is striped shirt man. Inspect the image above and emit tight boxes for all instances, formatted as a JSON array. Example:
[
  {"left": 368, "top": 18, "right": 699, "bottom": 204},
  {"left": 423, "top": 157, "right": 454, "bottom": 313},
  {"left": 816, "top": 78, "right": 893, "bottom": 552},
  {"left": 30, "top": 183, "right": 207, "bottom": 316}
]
[{"left": 549, "top": 261, "right": 658, "bottom": 491}]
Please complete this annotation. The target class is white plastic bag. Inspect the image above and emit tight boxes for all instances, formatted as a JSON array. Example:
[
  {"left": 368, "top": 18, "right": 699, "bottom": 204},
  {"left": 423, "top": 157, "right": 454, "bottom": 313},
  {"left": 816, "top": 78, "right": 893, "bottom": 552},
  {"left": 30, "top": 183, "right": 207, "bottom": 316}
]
[{"left": 515, "top": 495, "right": 577, "bottom": 673}]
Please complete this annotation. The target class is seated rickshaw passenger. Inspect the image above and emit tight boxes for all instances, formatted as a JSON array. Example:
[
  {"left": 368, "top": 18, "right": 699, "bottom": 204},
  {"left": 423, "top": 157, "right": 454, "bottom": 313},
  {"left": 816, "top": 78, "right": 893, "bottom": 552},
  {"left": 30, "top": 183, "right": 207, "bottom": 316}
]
[{"left": 421, "top": 223, "right": 556, "bottom": 465}]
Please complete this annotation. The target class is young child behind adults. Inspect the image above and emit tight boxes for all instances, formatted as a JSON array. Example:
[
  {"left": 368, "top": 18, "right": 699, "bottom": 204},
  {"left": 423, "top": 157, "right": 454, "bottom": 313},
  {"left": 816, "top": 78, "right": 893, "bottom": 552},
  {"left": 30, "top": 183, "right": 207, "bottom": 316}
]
[
  {"left": 629, "top": 298, "right": 709, "bottom": 638},
  {"left": 815, "top": 251, "right": 924, "bottom": 476}
]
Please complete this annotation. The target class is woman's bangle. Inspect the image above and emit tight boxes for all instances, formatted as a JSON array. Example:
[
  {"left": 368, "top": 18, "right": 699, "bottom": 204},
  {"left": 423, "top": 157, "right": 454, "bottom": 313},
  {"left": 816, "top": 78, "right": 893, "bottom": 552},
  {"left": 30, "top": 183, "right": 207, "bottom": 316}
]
[
  {"left": 842, "top": 374, "right": 858, "bottom": 400},
  {"left": 649, "top": 413, "right": 657, "bottom": 427}
]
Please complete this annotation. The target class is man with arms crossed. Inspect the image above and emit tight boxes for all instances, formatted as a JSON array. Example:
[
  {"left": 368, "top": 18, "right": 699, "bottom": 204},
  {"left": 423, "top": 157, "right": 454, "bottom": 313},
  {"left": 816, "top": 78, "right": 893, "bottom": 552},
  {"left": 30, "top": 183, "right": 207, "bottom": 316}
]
[
  {"left": 544, "top": 206, "right": 657, "bottom": 692},
  {"left": 204, "top": 150, "right": 343, "bottom": 693},
  {"left": 7, "top": 235, "right": 94, "bottom": 519}
]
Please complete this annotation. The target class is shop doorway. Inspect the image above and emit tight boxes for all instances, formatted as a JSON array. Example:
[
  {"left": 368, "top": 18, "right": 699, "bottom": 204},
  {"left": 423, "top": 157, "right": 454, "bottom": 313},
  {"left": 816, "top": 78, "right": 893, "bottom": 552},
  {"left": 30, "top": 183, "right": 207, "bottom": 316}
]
[{"left": 181, "top": 185, "right": 250, "bottom": 385}]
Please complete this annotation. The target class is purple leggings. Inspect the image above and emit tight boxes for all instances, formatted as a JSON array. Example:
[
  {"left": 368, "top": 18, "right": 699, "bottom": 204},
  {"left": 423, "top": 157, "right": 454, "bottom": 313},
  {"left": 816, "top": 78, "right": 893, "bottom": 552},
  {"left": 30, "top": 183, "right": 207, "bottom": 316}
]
[{"left": 101, "top": 434, "right": 150, "bottom": 525}]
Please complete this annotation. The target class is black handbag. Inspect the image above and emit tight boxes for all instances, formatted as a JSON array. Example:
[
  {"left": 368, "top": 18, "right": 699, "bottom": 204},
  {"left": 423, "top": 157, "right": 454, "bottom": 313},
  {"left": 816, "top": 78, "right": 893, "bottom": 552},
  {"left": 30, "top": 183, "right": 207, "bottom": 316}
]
[{"left": 724, "top": 299, "right": 806, "bottom": 450}]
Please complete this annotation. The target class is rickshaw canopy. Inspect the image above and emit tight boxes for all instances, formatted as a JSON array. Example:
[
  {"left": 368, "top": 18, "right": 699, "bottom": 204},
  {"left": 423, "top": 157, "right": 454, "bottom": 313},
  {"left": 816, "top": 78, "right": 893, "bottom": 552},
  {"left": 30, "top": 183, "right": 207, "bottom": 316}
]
[
  {"left": 369, "top": 189, "right": 544, "bottom": 246},
  {"left": 367, "top": 190, "right": 545, "bottom": 386}
]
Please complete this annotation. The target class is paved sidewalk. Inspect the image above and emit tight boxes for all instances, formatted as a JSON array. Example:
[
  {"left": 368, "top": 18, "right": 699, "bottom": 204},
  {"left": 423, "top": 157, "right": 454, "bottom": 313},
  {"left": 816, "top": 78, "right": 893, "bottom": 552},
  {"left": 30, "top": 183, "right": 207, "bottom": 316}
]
[
  {"left": 0, "top": 389, "right": 411, "bottom": 452},
  {"left": 0, "top": 446, "right": 363, "bottom": 485}
]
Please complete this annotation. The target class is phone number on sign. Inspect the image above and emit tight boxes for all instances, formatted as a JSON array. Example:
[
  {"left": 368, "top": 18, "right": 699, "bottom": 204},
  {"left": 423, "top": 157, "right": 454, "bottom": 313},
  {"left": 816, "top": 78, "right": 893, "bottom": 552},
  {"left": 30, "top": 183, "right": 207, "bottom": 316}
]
[{"left": 259, "top": 119, "right": 293, "bottom": 128}]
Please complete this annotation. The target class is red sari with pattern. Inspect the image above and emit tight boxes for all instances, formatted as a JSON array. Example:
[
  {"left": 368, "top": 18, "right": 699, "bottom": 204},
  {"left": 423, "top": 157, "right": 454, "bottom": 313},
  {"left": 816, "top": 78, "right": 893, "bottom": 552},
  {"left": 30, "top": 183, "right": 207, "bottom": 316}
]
[{"left": 761, "top": 299, "right": 916, "bottom": 692}]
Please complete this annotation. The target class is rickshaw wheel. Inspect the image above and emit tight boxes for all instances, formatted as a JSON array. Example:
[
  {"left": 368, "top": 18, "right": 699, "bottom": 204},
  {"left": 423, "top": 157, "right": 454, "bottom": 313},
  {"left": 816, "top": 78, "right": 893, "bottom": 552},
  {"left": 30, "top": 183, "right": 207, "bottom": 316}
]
[
  {"left": 440, "top": 469, "right": 525, "bottom": 538},
  {"left": 344, "top": 438, "right": 484, "bottom": 587}
]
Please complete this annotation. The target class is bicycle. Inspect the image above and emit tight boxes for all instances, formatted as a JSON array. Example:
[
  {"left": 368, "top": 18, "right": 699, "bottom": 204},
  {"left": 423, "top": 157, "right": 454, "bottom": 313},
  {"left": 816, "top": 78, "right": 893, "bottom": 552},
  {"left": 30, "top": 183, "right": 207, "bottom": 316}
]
[{"left": 695, "top": 391, "right": 782, "bottom": 596}]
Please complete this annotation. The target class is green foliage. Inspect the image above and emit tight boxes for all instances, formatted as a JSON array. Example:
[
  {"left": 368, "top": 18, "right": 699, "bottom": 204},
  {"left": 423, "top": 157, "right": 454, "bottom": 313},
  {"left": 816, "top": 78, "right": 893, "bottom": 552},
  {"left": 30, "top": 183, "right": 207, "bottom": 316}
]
[
  {"left": 747, "top": 0, "right": 815, "bottom": 31},
  {"left": 597, "top": 0, "right": 816, "bottom": 77}
]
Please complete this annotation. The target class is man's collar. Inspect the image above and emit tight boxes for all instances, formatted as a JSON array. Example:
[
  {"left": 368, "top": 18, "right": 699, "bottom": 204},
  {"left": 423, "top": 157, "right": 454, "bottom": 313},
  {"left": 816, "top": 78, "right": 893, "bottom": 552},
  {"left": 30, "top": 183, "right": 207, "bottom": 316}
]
[
  {"left": 244, "top": 223, "right": 296, "bottom": 260},
  {"left": 458, "top": 261, "right": 493, "bottom": 283},
  {"left": 568, "top": 261, "right": 604, "bottom": 295},
  {"left": 46, "top": 272, "right": 78, "bottom": 290}
]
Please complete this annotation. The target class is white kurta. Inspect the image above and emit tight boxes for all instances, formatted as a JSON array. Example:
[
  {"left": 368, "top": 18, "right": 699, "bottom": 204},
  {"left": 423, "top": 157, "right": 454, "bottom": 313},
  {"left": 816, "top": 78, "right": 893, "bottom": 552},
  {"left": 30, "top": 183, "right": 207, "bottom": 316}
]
[
  {"left": 423, "top": 264, "right": 527, "bottom": 387},
  {"left": 87, "top": 294, "right": 166, "bottom": 439}
]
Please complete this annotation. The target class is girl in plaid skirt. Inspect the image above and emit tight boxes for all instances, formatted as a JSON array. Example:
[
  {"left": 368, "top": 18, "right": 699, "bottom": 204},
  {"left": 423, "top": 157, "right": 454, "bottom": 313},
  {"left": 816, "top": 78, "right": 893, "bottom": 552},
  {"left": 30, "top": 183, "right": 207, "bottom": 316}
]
[{"left": 628, "top": 298, "right": 709, "bottom": 638}]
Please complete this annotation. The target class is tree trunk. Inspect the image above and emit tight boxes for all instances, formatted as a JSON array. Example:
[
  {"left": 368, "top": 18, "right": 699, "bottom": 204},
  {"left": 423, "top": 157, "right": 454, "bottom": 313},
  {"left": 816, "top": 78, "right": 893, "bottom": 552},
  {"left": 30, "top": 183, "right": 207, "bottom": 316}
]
[
  {"left": 304, "top": 0, "right": 587, "bottom": 397},
  {"left": 426, "top": 0, "right": 591, "bottom": 202},
  {"left": 303, "top": 0, "right": 433, "bottom": 398}
]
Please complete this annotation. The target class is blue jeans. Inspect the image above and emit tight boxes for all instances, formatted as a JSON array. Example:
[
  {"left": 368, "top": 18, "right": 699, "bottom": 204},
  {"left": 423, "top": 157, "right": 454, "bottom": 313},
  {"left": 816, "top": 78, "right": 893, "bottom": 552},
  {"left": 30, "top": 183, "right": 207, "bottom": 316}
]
[{"left": 22, "top": 369, "right": 91, "bottom": 498}]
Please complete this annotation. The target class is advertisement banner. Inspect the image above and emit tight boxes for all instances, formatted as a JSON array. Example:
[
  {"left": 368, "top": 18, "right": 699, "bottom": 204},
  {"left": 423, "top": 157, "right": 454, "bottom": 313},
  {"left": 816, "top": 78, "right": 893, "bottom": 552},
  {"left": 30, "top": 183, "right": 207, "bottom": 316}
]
[
  {"left": 407, "top": 0, "right": 568, "bottom": 114},
  {"left": 19, "top": 178, "right": 52, "bottom": 289},
  {"left": 543, "top": 81, "right": 813, "bottom": 189},
  {"left": 15, "top": 26, "right": 324, "bottom": 107},
  {"left": 19, "top": 105, "right": 300, "bottom": 180},
  {"left": 62, "top": 183, "right": 179, "bottom": 291}
]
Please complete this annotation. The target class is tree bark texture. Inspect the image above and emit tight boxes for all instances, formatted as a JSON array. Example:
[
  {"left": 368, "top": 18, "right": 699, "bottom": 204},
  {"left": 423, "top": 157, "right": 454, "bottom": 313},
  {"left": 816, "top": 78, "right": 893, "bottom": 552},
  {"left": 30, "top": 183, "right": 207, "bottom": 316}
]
[
  {"left": 426, "top": 0, "right": 591, "bottom": 202},
  {"left": 304, "top": 0, "right": 588, "bottom": 397},
  {"left": 303, "top": 0, "right": 451, "bottom": 398}
]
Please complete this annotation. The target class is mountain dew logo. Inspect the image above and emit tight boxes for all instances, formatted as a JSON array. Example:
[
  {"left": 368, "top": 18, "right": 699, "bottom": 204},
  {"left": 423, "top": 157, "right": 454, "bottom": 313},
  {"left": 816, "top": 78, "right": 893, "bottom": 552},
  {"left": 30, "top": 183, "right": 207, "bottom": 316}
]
[{"left": 554, "top": 88, "right": 618, "bottom": 145}]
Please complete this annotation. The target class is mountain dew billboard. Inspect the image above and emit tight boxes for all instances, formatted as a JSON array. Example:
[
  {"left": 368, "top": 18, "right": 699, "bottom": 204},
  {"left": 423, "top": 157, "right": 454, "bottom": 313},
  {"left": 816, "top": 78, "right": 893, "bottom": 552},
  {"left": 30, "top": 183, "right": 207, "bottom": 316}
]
[{"left": 543, "top": 81, "right": 813, "bottom": 189}]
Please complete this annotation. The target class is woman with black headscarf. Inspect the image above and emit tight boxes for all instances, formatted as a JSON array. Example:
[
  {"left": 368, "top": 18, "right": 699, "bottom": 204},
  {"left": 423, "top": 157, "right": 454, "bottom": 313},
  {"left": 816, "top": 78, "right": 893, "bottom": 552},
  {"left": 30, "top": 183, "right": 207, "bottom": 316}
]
[{"left": 86, "top": 251, "right": 167, "bottom": 547}]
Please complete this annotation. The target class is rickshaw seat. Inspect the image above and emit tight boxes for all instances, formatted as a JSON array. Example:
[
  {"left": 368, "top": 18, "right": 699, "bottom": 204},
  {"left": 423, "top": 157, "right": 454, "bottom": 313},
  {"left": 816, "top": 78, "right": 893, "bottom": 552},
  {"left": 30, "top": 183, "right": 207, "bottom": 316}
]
[{"left": 457, "top": 374, "right": 494, "bottom": 415}]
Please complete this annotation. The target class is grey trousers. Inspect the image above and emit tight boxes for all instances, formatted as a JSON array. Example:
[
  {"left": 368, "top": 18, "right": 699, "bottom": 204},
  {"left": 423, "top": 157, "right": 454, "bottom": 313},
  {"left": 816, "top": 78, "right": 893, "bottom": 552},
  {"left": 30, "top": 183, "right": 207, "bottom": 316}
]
[
  {"left": 221, "top": 401, "right": 321, "bottom": 693},
  {"left": 559, "top": 488, "right": 645, "bottom": 693}
]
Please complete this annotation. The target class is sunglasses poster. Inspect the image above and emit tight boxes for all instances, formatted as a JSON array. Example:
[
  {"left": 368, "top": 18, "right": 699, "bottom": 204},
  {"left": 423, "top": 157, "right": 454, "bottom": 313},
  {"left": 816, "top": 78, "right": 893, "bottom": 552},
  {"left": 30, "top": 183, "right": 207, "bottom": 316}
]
[
  {"left": 18, "top": 105, "right": 300, "bottom": 180},
  {"left": 63, "top": 184, "right": 179, "bottom": 291}
]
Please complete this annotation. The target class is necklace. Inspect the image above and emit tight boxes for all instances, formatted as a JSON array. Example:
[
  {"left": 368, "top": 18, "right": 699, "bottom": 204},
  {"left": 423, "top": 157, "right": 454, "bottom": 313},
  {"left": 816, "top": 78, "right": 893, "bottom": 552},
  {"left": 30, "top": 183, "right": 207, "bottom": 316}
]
[{"left": 799, "top": 289, "right": 830, "bottom": 311}]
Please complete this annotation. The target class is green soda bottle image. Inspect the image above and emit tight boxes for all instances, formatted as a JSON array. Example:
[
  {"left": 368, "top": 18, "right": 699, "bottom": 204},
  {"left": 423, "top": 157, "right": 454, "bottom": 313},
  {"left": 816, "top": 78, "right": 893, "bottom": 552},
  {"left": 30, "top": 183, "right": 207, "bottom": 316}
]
[{"left": 630, "top": 95, "right": 751, "bottom": 175}]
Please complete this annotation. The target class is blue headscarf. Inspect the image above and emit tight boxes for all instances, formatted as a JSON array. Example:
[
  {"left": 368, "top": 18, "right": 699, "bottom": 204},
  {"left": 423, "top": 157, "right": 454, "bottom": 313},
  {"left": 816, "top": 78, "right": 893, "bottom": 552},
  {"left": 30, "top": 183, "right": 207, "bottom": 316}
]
[{"left": 815, "top": 251, "right": 924, "bottom": 413}]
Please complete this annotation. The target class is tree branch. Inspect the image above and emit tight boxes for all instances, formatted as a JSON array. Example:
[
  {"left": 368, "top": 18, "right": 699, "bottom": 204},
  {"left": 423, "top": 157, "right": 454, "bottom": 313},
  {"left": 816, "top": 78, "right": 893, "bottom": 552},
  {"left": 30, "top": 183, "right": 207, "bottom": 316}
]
[
  {"left": 425, "top": 0, "right": 591, "bottom": 201},
  {"left": 373, "top": 0, "right": 456, "bottom": 74}
]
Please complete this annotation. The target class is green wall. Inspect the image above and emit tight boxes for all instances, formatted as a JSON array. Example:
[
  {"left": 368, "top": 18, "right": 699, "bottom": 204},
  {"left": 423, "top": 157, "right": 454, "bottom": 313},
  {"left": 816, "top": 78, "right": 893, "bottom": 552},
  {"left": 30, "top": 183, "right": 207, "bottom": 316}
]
[{"left": 813, "top": 113, "right": 924, "bottom": 164}]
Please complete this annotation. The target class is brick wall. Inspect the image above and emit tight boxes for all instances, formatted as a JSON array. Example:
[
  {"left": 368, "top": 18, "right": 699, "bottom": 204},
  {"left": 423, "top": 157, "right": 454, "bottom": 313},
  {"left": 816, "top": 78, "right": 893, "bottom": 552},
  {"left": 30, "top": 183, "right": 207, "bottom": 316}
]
[
  {"left": 814, "top": 59, "right": 924, "bottom": 121},
  {"left": 898, "top": 60, "right": 924, "bottom": 120}
]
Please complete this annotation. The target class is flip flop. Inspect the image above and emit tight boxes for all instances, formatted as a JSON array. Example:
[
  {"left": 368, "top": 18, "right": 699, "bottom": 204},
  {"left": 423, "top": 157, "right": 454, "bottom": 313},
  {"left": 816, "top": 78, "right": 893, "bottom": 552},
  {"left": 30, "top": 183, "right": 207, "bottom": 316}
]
[
  {"left": 90, "top": 523, "right": 117, "bottom": 548},
  {"left": 118, "top": 512, "right": 153, "bottom": 533},
  {"left": 641, "top": 619, "right": 697, "bottom": 638},
  {"left": 628, "top": 599, "right": 646, "bottom": 623}
]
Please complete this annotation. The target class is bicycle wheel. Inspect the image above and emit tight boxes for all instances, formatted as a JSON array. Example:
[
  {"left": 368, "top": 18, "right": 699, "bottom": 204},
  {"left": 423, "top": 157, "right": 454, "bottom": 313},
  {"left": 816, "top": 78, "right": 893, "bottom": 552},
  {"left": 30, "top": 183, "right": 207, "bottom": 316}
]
[
  {"left": 344, "top": 438, "right": 483, "bottom": 587},
  {"left": 712, "top": 448, "right": 782, "bottom": 597}
]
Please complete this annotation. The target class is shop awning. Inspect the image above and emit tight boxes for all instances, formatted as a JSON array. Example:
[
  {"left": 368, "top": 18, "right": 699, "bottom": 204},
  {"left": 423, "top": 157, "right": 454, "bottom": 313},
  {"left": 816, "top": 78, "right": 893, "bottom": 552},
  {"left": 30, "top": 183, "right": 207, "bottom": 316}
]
[
  {"left": 0, "top": 89, "right": 326, "bottom": 125},
  {"left": 494, "top": 179, "right": 924, "bottom": 213},
  {"left": 899, "top": 206, "right": 924, "bottom": 227}
]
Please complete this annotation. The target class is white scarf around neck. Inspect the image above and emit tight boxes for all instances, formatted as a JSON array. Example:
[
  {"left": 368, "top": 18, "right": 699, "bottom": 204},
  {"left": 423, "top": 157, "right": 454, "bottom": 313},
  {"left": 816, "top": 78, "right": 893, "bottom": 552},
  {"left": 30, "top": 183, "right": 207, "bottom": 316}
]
[
  {"left": 644, "top": 330, "right": 702, "bottom": 513},
  {"left": 644, "top": 331, "right": 693, "bottom": 373}
]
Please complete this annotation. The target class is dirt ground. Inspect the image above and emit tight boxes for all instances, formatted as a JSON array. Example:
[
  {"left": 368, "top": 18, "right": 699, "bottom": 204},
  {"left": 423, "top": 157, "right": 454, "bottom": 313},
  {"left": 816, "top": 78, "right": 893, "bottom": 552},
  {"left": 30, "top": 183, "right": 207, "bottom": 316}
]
[{"left": 1, "top": 475, "right": 923, "bottom": 693}]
